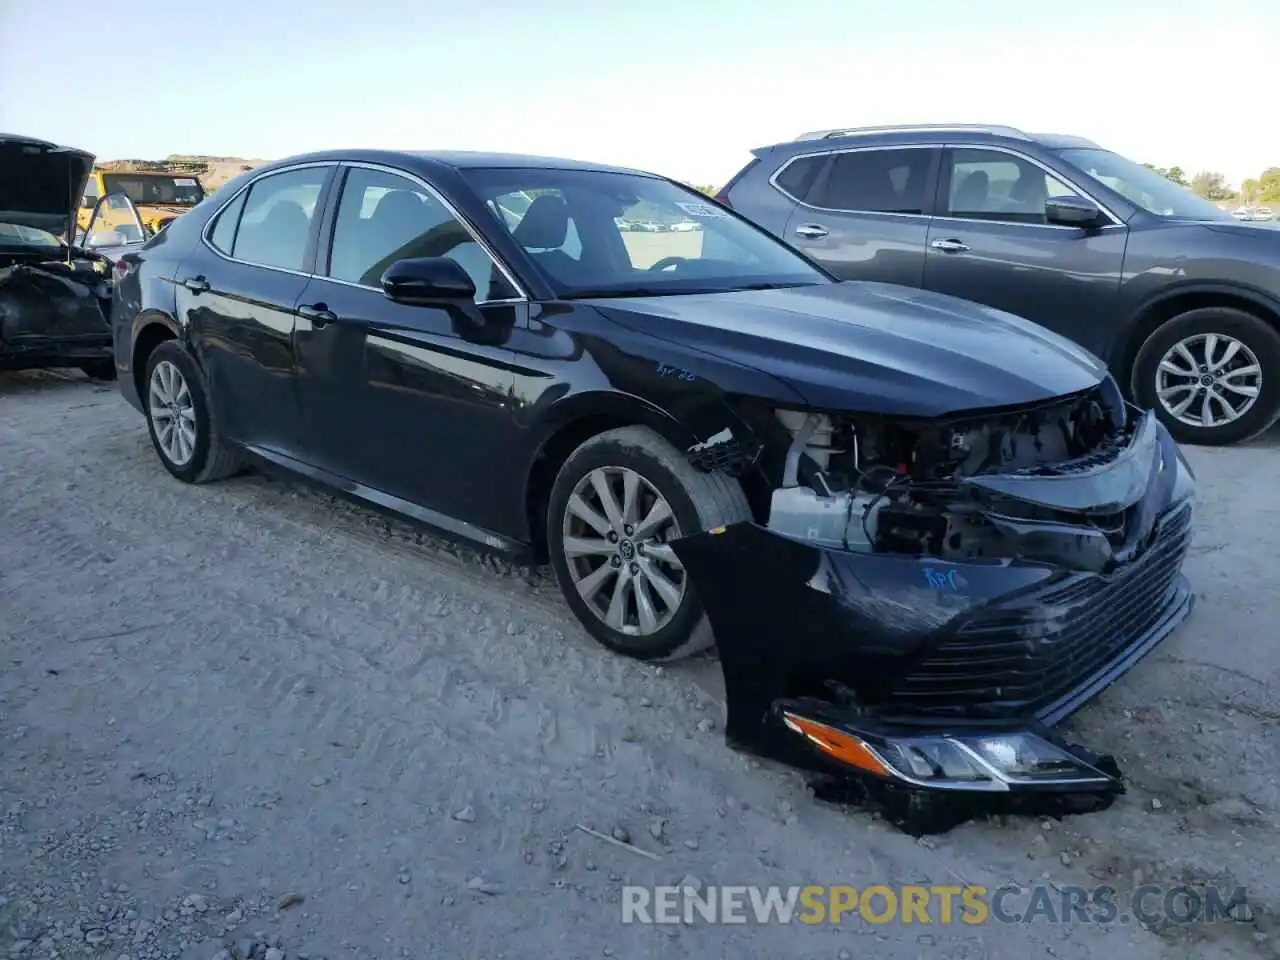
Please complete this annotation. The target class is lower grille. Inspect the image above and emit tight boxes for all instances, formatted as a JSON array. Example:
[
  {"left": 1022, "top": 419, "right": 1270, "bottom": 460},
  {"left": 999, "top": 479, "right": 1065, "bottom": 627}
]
[{"left": 892, "top": 501, "right": 1193, "bottom": 713}]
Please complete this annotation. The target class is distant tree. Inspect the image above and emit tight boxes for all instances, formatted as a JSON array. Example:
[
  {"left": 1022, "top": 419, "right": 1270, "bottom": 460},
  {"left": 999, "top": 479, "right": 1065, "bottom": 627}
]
[
  {"left": 1241, "top": 178, "right": 1260, "bottom": 204},
  {"left": 680, "top": 181, "right": 717, "bottom": 197},
  {"left": 1259, "top": 167, "right": 1280, "bottom": 202},
  {"left": 1191, "top": 170, "right": 1235, "bottom": 201},
  {"left": 1143, "top": 163, "right": 1189, "bottom": 187}
]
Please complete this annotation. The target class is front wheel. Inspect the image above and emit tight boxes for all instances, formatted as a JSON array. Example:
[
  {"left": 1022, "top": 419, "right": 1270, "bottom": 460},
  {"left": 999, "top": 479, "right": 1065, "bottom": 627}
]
[
  {"left": 143, "top": 340, "right": 244, "bottom": 483},
  {"left": 1131, "top": 306, "right": 1280, "bottom": 446},
  {"left": 546, "top": 426, "right": 752, "bottom": 662}
]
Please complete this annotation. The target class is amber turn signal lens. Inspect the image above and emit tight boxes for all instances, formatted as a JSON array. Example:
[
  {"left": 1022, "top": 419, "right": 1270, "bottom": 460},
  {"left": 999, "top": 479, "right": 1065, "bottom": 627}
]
[{"left": 780, "top": 712, "right": 890, "bottom": 777}]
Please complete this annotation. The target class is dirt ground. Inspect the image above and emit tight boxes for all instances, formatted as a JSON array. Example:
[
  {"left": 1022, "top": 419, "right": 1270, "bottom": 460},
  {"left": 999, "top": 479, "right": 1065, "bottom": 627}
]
[{"left": 1, "top": 370, "right": 1277, "bottom": 960}]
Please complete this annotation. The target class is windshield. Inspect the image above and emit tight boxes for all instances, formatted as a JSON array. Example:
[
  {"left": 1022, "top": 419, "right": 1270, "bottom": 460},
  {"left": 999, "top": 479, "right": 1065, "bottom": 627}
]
[
  {"left": 459, "top": 167, "right": 829, "bottom": 297},
  {"left": 0, "top": 221, "right": 62, "bottom": 250},
  {"left": 101, "top": 173, "right": 205, "bottom": 207},
  {"left": 1057, "top": 148, "right": 1231, "bottom": 220}
]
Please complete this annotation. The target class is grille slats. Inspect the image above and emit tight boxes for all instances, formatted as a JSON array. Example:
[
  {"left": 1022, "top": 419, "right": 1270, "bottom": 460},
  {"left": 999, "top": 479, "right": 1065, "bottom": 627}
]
[{"left": 893, "top": 503, "right": 1193, "bottom": 711}]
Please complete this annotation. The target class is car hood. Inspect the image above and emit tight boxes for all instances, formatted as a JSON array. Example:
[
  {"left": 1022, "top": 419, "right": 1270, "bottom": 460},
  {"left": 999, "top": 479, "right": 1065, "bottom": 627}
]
[
  {"left": 0, "top": 133, "right": 95, "bottom": 239},
  {"left": 592, "top": 281, "right": 1108, "bottom": 416}
]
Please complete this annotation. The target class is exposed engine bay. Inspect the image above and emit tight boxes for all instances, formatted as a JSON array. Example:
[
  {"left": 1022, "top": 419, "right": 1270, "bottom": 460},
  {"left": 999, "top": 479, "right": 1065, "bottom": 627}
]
[
  {"left": 673, "top": 376, "right": 1194, "bottom": 833},
  {"left": 755, "top": 379, "right": 1147, "bottom": 570}
]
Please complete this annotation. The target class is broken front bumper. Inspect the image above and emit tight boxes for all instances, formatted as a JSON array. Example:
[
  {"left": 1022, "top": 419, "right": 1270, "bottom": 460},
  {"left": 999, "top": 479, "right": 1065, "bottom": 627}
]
[{"left": 670, "top": 416, "right": 1196, "bottom": 831}]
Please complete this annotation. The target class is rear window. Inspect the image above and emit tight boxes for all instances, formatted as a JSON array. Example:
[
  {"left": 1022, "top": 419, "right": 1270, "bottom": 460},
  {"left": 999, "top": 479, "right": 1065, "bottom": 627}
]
[{"left": 808, "top": 148, "right": 933, "bottom": 214}]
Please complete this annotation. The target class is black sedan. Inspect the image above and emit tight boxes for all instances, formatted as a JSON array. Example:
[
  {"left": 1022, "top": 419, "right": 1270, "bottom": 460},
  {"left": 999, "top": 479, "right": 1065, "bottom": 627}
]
[{"left": 111, "top": 149, "right": 1196, "bottom": 827}]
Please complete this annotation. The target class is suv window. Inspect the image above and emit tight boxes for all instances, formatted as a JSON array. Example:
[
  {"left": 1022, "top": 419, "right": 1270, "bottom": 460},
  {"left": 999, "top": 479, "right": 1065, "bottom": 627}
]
[
  {"left": 773, "top": 155, "right": 825, "bottom": 203},
  {"left": 808, "top": 148, "right": 932, "bottom": 214},
  {"left": 230, "top": 167, "right": 328, "bottom": 271},
  {"left": 945, "top": 149, "right": 1080, "bottom": 224},
  {"left": 328, "top": 167, "right": 517, "bottom": 300}
]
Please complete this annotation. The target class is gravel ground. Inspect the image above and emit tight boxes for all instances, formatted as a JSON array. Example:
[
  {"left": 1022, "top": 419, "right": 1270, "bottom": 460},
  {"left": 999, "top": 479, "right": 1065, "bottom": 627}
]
[{"left": 1, "top": 370, "right": 1277, "bottom": 960}]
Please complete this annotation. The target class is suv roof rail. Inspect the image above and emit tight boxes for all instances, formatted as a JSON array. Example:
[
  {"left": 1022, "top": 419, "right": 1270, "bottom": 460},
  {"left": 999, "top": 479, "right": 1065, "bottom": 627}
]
[{"left": 793, "top": 123, "right": 1032, "bottom": 142}]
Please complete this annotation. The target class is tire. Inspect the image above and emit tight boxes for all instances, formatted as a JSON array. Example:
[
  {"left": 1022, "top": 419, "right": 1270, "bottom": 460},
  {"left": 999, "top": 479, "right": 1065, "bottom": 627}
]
[
  {"left": 79, "top": 359, "right": 117, "bottom": 381},
  {"left": 546, "top": 425, "right": 752, "bottom": 662},
  {"left": 1131, "top": 306, "right": 1280, "bottom": 446},
  {"left": 142, "top": 340, "right": 244, "bottom": 483}
]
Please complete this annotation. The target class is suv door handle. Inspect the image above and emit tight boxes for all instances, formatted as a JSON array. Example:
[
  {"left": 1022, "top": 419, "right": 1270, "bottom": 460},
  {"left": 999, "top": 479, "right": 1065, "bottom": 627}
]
[
  {"left": 930, "top": 238, "right": 970, "bottom": 253},
  {"left": 181, "top": 276, "right": 210, "bottom": 294},
  {"left": 794, "top": 223, "right": 829, "bottom": 240},
  {"left": 297, "top": 303, "right": 337, "bottom": 327}
]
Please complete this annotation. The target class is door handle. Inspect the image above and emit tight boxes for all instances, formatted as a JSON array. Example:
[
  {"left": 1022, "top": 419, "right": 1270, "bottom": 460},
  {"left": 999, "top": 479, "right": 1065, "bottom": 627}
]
[
  {"left": 181, "top": 276, "right": 210, "bottom": 294},
  {"left": 930, "top": 238, "right": 970, "bottom": 253},
  {"left": 794, "top": 223, "right": 829, "bottom": 240},
  {"left": 297, "top": 303, "right": 338, "bottom": 327}
]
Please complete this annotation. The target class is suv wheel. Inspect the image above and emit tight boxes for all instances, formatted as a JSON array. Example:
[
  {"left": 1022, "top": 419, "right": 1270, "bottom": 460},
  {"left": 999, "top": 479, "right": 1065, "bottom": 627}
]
[
  {"left": 546, "top": 426, "right": 752, "bottom": 662},
  {"left": 1132, "top": 306, "right": 1280, "bottom": 446},
  {"left": 143, "top": 341, "right": 244, "bottom": 483}
]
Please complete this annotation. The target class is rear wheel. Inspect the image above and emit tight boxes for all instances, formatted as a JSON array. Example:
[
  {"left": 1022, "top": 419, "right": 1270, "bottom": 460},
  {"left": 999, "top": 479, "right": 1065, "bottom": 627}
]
[
  {"left": 1132, "top": 306, "right": 1280, "bottom": 446},
  {"left": 546, "top": 426, "right": 752, "bottom": 662},
  {"left": 143, "top": 340, "right": 244, "bottom": 483}
]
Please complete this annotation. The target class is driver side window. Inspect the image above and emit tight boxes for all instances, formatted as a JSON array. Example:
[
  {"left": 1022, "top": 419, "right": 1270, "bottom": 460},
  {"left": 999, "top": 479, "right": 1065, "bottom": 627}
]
[
  {"left": 946, "top": 149, "right": 1081, "bottom": 225},
  {"left": 327, "top": 167, "right": 516, "bottom": 300}
]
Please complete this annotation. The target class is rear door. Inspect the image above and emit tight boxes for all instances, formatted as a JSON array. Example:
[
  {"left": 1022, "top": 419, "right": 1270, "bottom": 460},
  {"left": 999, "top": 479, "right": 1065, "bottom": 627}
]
[
  {"left": 176, "top": 163, "right": 336, "bottom": 457},
  {"left": 922, "top": 146, "right": 1127, "bottom": 358},
  {"left": 781, "top": 146, "right": 939, "bottom": 287}
]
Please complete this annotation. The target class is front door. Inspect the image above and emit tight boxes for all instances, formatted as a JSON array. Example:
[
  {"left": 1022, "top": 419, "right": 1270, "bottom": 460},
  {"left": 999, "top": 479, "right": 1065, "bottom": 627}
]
[
  {"left": 293, "top": 164, "right": 525, "bottom": 533},
  {"left": 922, "top": 146, "right": 1128, "bottom": 359},
  {"left": 781, "top": 145, "right": 938, "bottom": 287},
  {"left": 177, "top": 164, "right": 335, "bottom": 457}
]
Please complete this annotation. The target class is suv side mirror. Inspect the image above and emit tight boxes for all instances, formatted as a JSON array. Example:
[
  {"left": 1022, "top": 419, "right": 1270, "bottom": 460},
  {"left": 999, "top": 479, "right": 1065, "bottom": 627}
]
[
  {"left": 1045, "top": 196, "right": 1104, "bottom": 228},
  {"left": 381, "top": 257, "right": 477, "bottom": 305}
]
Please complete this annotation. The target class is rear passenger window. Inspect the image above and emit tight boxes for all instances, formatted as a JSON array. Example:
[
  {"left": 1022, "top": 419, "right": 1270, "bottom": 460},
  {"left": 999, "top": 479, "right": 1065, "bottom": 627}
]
[
  {"left": 208, "top": 190, "right": 247, "bottom": 255},
  {"left": 809, "top": 148, "right": 933, "bottom": 214},
  {"left": 773, "top": 156, "right": 825, "bottom": 203},
  {"left": 230, "top": 167, "right": 329, "bottom": 272}
]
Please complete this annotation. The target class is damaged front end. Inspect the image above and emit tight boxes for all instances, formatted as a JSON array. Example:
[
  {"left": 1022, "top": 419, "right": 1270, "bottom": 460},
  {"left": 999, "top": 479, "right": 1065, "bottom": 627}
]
[
  {"left": 0, "top": 253, "right": 115, "bottom": 370},
  {"left": 671, "top": 377, "right": 1195, "bottom": 833}
]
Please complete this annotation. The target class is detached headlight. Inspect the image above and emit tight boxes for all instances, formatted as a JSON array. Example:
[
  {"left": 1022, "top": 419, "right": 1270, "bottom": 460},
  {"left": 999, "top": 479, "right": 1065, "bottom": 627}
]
[{"left": 781, "top": 712, "right": 1119, "bottom": 793}]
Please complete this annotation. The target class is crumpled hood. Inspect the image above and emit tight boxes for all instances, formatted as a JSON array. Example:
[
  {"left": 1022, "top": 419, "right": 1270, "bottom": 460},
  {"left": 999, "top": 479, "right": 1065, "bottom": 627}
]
[
  {"left": 593, "top": 281, "right": 1108, "bottom": 416},
  {"left": 0, "top": 134, "right": 95, "bottom": 239}
]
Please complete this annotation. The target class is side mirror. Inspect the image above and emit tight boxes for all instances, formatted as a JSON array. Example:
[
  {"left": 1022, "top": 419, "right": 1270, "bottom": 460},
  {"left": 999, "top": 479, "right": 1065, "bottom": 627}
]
[
  {"left": 381, "top": 257, "right": 477, "bottom": 305},
  {"left": 1045, "top": 196, "right": 1104, "bottom": 228}
]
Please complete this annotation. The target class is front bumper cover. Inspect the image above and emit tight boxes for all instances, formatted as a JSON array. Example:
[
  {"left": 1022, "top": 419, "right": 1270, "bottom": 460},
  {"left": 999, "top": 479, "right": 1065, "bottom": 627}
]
[{"left": 669, "top": 415, "right": 1196, "bottom": 833}]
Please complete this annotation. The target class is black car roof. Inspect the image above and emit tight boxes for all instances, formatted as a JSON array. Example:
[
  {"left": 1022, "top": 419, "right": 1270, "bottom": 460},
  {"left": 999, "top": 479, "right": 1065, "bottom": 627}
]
[{"left": 256, "top": 148, "right": 655, "bottom": 178}]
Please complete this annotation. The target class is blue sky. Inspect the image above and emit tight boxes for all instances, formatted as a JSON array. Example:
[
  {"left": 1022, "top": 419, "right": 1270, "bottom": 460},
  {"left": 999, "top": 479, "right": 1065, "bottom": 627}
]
[{"left": 1, "top": 0, "right": 1275, "bottom": 188}]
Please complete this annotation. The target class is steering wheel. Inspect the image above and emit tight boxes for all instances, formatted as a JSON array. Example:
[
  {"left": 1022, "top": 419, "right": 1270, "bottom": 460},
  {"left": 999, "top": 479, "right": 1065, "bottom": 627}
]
[{"left": 647, "top": 255, "right": 688, "bottom": 273}]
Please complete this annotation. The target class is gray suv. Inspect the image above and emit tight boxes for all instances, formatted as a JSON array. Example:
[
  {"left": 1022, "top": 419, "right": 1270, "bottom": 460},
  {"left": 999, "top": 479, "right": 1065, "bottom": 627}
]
[{"left": 719, "top": 124, "right": 1280, "bottom": 445}]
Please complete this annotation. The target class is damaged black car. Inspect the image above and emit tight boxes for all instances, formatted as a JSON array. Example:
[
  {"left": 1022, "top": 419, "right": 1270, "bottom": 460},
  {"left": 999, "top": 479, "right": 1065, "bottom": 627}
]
[
  {"left": 1, "top": 133, "right": 146, "bottom": 379},
  {"left": 111, "top": 150, "right": 1195, "bottom": 830}
]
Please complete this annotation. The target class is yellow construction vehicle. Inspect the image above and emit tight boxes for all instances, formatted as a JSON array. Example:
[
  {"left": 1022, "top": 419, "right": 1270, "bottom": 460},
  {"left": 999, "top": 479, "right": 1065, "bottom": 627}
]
[{"left": 77, "top": 165, "right": 206, "bottom": 238}]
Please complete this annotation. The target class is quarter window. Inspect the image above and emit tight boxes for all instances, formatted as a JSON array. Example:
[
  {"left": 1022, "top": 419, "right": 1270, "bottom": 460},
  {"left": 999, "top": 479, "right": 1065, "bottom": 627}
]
[
  {"left": 208, "top": 190, "right": 248, "bottom": 255},
  {"left": 773, "top": 155, "right": 825, "bottom": 203},
  {"left": 229, "top": 167, "right": 328, "bottom": 272},
  {"left": 945, "top": 149, "right": 1081, "bottom": 224},
  {"left": 327, "top": 167, "right": 517, "bottom": 300},
  {"left": 808, "top": 148, "right": 933, "bottom": 214}
]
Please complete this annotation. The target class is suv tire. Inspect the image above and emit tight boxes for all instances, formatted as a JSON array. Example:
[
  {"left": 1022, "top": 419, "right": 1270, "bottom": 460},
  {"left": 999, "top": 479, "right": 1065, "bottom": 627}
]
[
  {"left": 1132, "top": 306, "right": 1280, "bottom": 446},
  {"left": 546, "top": 425, "right": 752, "bottom": 662}
]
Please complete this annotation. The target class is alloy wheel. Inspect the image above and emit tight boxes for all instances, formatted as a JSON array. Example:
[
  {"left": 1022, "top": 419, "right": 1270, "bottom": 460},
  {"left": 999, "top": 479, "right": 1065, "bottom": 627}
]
[
  {"left": 148, "top": 360, "right": 198, "bottom": 466},
  {"left": 561, "top": 466, "right": 686, "bottom": 636},
  {"left": 1154, "top": 332, "right": 1262, "bottom": 428}
]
